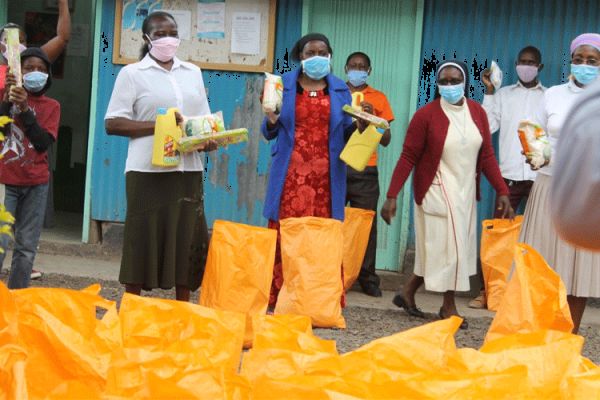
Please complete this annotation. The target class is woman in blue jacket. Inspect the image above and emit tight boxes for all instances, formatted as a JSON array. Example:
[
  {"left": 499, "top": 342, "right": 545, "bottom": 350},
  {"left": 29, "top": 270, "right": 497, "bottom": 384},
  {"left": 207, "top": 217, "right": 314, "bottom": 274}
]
[{"left": 262, "top": 33, "right": 358, "bottom": 307}]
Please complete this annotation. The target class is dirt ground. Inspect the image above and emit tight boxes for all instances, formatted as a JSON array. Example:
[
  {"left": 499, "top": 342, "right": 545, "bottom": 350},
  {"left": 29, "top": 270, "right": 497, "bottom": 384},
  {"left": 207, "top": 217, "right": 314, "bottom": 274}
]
[{"left": 4, "top": 272, "right": 600, "bottom": 365}]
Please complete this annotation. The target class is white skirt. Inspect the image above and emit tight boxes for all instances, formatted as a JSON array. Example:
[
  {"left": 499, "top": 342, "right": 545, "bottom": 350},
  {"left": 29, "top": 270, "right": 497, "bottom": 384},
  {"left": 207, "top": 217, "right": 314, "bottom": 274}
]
[{"left": 520, "top": 174, "right": 600, "bottom": 297}]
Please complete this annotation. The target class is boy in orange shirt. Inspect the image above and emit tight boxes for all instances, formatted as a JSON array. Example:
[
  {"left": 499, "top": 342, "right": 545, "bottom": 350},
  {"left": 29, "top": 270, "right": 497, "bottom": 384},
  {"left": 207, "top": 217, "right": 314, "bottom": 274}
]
[{"left": 345, "top": 52, "right": 394, "bottom": 297}]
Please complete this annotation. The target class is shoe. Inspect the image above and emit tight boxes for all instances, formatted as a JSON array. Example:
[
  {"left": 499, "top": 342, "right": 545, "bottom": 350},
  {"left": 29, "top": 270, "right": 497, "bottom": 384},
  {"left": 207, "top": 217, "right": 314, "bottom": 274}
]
[
  {"left": 393, "top": 294, "right": 425, "bottom": 318},
  {"left": 438, "top": 307, "right": 468, "bottom": 330},
  {"left": 30, "top": 269, "right": 42, "bottom": 280},
  {"left": 468, "top": 291, "right": 487, "bottom": 309},
  {"left": 360, "top": 281, "right": 383, "bottom": 297}
]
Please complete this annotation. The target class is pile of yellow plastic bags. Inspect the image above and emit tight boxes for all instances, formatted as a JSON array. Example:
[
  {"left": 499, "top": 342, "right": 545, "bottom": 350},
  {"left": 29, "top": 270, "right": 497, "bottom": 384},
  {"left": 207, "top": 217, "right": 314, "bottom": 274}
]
[{"left": 1, "top": 243, "right": 599, "bottom": 399}]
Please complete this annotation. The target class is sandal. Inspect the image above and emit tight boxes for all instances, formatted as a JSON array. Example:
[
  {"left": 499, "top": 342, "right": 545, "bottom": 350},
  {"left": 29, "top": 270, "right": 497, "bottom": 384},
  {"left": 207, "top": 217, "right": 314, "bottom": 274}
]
[
  {"left": 468, "top": 291, "right": 487, "bottom": 309},
  {"left": 438, "top": 307, "right": 468, "bottom": 330},
  {"left": 393, "top": 294, "right": 425, "bottom": 318}
]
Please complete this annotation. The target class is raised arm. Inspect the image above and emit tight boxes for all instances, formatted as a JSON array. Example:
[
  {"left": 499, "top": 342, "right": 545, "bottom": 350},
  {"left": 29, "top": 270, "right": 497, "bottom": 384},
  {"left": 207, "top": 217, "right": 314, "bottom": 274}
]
[
  {"left": 41, "top": 0, "right": 71, "bottom": 62},
  {"left": 481, "top": 68, "right": 501, "bottom": 133}
]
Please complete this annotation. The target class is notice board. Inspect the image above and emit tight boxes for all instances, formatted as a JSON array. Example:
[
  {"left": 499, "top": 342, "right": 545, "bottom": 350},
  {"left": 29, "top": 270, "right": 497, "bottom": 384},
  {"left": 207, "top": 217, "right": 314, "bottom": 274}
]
[{"left": 113, "top": 0, "right": 277, "bottom": 72}]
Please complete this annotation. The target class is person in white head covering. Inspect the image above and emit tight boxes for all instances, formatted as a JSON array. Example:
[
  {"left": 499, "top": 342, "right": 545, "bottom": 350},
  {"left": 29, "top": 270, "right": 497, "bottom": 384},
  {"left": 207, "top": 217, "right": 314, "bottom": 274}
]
[{"left": 519, "top": 33, "right": 600, "bottom": 334}]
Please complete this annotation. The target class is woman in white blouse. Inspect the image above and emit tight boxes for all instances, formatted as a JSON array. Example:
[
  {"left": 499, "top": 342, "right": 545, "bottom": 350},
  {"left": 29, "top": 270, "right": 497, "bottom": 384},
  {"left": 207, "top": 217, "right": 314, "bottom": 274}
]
[
  {"left": 104, "top": 11, "right": 216, "bottom": 301},
  {"left": 520, "top": 33, "right": 600, "bottom": 333}
]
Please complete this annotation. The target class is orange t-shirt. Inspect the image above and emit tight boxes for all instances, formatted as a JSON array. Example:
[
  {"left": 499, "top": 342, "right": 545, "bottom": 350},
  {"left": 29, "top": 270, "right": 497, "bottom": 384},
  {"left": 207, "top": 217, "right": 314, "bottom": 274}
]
[{"left": 351, "top": 86, "right": 394, "bottom": 166}]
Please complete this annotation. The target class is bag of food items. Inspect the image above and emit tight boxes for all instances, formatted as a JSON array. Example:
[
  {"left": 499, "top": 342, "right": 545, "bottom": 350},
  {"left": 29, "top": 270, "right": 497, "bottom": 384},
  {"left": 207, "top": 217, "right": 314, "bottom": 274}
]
[
  {"left": 182, "top": 112, "right": 226, "bottom": 137},
  {"left": 518, "top": 120, "right": 551, "bottom": 169},
  {"left": 177, "top": 111, "right": 248, "bottom": 152}
]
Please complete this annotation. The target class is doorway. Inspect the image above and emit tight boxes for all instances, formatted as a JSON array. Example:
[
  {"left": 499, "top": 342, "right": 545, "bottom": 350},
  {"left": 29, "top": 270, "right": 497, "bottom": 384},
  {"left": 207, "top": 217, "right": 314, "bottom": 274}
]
[{"left": 7, "top": 0, "right": 95, "bottom": 243}]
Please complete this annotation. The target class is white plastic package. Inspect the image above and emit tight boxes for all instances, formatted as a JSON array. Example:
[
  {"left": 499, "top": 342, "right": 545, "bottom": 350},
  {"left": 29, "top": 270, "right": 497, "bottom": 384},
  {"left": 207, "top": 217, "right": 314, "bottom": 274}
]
[
  {"left": 262, "top": 72, "right": 283, "bottom": 114},
  {"left": 490, "top": 61, "right": 503, "bottom": 90}
]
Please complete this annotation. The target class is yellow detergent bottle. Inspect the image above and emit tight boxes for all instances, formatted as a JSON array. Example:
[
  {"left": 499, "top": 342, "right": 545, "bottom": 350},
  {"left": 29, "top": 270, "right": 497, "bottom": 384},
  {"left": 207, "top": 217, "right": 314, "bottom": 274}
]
[
  {"left": 340, "top": 124, "right": 384, "bottom": 172},
  {"left": 340, "top": 93, "right": 384, "bottom": 172},
  {"left": 152, "top": 107, "right": 182, "bottom": 167}
]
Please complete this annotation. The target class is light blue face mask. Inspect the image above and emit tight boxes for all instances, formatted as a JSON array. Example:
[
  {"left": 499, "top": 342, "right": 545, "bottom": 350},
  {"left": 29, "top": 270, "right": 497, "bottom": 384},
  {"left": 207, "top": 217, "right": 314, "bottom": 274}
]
[
  {"left": 301, "top": 55, "right": 330, "bottom": 80},
  {"left": 439, "top": 83, "right": 465, "bottom": 104},
  {"left": 571, "top": 64, "right": 599, "bottom": 85},
  {"left": 347, "top": 70, "right": 369, "bottom": 87},
  {"left": 23, "top": 71, "right": 49, "bottom": 93}
]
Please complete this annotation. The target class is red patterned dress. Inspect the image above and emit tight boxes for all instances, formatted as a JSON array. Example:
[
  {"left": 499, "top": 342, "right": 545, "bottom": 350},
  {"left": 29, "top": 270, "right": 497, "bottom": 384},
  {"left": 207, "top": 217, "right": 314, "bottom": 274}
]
[{"left": 268, "top": 86, "right": 344, "bottom": 307}]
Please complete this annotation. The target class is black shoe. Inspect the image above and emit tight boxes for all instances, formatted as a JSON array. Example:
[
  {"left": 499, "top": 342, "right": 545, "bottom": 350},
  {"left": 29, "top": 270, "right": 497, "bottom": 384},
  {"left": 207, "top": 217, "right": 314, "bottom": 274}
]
[
  {"left": 393, "top": 294, "right": 425, "bottom": 318},
  {"left": 360, "top": 281, "right": 383, "bottom": 297},
  {"left": 438, "top": 307, "right": 468, "bottom": 330}
]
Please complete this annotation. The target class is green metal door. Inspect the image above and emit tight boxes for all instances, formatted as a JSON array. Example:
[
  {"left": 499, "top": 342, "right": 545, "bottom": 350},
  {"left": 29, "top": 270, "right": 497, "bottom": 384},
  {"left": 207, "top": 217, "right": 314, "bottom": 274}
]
[
  {"left": 0, "top": 0, "right": 7, "bottom": 25},
  {"left": 302, "top": 0, "right": 424, "bottom": 271}
]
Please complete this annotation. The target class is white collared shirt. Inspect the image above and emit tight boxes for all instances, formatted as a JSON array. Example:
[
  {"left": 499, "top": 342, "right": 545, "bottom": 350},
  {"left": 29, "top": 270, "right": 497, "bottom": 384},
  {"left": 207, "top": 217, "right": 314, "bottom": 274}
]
[
  {"left": 482, "top": 81, "right": 546, "bottom": 181},
  {"left": 534, "top": 79, "right": 585, "bottom": 177},
  {"left": 105, "top": 55, "right": 210, "bottom": 173}
]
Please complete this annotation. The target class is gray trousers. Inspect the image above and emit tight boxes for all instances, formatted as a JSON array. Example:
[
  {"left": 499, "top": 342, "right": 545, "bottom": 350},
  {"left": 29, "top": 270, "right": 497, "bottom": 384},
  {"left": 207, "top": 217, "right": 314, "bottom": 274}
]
[{"left": 0, "top": 183, "right": 48, "bottom": 289}]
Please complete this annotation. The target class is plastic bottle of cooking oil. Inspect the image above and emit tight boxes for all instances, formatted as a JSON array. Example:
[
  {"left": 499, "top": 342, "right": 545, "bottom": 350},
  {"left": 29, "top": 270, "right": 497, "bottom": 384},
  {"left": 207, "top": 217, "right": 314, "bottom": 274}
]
[{"left": 152, "top": 107, "right": 182, "bottom": 167}]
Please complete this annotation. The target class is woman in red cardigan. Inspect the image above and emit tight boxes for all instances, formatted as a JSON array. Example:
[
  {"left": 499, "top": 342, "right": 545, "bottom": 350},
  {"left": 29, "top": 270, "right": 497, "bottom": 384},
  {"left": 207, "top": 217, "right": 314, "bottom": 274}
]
[{"left": 381, "top": 60, "right": 514, "bottom": 329}]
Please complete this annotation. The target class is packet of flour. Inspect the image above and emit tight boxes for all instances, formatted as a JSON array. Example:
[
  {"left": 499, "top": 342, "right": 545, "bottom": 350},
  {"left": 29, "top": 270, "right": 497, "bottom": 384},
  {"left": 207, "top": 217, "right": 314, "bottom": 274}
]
[{"left": 262, "top": 72, "right": 283, "bottom": 113}]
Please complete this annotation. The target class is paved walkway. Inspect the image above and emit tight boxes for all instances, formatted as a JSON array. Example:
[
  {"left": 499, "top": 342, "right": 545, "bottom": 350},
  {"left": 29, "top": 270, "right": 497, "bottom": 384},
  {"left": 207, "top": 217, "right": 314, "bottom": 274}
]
[{"left": 6, "top": 250, "right": 600, "bottom": 327}]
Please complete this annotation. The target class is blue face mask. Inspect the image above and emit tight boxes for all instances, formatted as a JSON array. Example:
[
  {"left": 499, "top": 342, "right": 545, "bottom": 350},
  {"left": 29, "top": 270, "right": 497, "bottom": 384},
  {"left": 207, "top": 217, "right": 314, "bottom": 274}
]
[
  {"left": 571, "top": 64, "right": 599, "bottom": 85},
  {"left": 439, "top": 83, "right": 465, "bottom": 104},
  {"left": 347, "top": 70, "right": 369, "bottom": 87},
  {"left": 23, "top": 71, "right": 49, "bottom": 93},
  {"left": 301, "top": 55, "right": 330, "bottom": 80}
]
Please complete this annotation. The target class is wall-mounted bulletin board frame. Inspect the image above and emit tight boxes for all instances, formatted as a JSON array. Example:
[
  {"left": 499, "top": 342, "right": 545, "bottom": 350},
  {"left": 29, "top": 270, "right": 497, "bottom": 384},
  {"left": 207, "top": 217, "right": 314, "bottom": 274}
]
[{"left": 113, "top": 0, "right": 277, "bottom": 72}]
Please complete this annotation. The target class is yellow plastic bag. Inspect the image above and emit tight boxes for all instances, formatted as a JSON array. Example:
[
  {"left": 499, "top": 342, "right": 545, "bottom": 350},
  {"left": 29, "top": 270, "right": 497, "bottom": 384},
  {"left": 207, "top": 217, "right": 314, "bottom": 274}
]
[
  {"left": 485, "top": 243, "right": 573, "bottom": 343},
  {"left": 10, "top": 284, "right": 120, "bottom": 399},
  {"left": 199, "top": 220, "right": 277, "bottom": 348},
  {"left": 105, "top": 293, "right": 246, "bottom": 398},
  {"left": 275, "top": 217, "right": 346, "bottom": 328},
  {"left": 341, "top": 317, "right": 462, "bottom": 381},
  {"left": 342, "top": 207, "right": 375, "bottom": 290},
  {"left": 242, "top": 314, "right": 339, "bottom": 384},
  {"left": 568, "top": 367, "right": 600, "bottom": 399},
  {"left": 339, "top": 125, "right": 383, "bottom": 172},
  {"left": 478, "top": 330, "right": 584, "bottom": 397},
  {"left": 0, "top": 344, "right": 27, "bottom": 400},
  {"left": 480, "top": 216, "right": 523, "bottom": 311},
  {"left": 118, "top": 293, "right": 245, "bottom": 372}
]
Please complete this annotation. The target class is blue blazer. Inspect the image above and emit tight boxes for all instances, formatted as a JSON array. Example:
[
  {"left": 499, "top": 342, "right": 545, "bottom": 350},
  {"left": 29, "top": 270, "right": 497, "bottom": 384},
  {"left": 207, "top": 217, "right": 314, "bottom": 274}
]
[{"left": 261, "top": 68, "right": 354, "bottom": 222}]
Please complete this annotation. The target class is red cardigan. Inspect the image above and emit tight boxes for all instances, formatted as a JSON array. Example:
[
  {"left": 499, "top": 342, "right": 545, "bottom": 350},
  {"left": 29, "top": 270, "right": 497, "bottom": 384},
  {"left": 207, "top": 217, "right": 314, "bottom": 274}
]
[{"left": 386, "top": 98, "right": 509, "bottom": 203}]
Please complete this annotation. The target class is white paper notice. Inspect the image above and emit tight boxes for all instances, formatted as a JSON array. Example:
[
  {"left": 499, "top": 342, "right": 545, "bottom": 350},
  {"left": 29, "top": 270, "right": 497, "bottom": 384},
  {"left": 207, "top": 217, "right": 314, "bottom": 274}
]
[
  {"left": 197, "top": 2, "right": 226, "bottom": 39},
  {"left": 231, "top": 12, "right": 261, "bottom": 55},
  {"left": 163, "top": 10, "right": 192, "bottom": 40}
]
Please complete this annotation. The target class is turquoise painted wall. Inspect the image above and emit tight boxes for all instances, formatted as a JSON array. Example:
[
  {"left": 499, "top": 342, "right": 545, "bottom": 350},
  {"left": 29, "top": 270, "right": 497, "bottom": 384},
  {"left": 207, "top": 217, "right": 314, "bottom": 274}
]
[
  {"left": 302, "top": 0, "right": 424, "bottom": 272},
  {"left": 90, "top": 0, "right": 303, "bottom": 227},
  {"left": 417, "top": 0, "right": 600, "bottom": 251}
]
